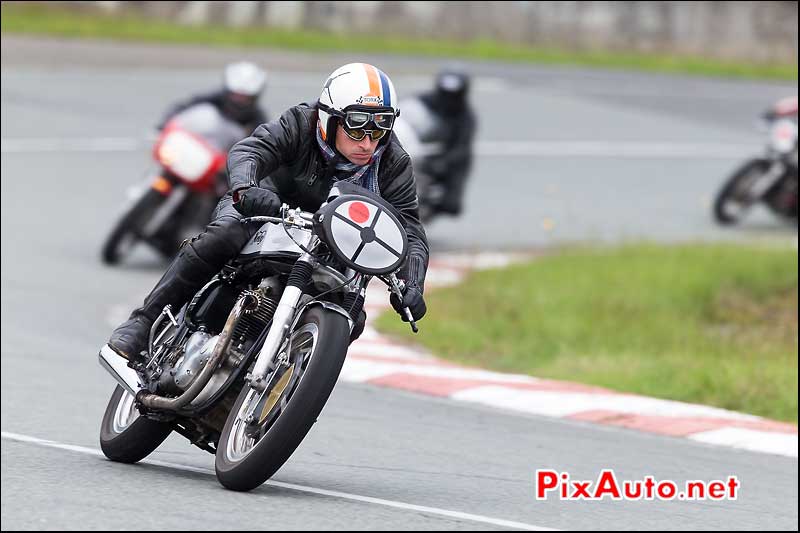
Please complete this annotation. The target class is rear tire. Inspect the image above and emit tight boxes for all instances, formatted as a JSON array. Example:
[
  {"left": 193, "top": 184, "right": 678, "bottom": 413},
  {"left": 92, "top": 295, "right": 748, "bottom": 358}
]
[
  {"left": 100, "top": 385, "right": 172, "bottom": 463},
  {"left": 215, "top": 306, "right": 350, "bottom": 491},
  {"left": 713, "top": 159, "right": 770, "bottom": 225}
]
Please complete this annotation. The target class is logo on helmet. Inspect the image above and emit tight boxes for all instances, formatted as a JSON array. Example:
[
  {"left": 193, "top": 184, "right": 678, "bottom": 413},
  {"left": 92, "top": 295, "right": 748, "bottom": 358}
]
[{"left": 356, "top": 95, "right": 383, "bottom": 105}]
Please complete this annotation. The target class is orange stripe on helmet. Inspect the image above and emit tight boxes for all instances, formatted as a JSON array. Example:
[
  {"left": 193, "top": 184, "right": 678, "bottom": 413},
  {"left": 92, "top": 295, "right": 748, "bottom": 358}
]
[{"left": 362, "top": 63, "right": 381, "bottom": 105}]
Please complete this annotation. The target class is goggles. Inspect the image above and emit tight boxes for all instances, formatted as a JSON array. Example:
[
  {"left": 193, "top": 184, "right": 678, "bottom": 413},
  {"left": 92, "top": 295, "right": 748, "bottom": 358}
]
[
  {"left": 342, "top": 109, "right": 394, "bottom": 142},
  {"left": 319, "top": 102, "right": 396, "bottom": 142},
  {"left": 342, "top": 125, "right": 387, "bottom": 142},
  {"left": 342, "top": 110, "right": 395, "bottom": 131}
]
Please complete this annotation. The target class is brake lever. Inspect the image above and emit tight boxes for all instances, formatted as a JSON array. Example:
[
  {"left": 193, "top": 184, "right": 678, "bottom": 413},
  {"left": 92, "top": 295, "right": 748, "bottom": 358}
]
[
  {"left": 240, "top": 216, "right": 282, "bottom": 225},
  {"left": 387, "top": 273, "right": 418, "bottom": 333},
  {"left": 240, "top": 204, "right": 291, "bottom": 226}
]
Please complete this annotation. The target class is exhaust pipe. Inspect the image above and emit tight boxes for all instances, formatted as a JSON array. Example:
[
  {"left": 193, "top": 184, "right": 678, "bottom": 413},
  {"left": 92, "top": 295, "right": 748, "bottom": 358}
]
[
  {"left": 98, "top": 344, "right": 144, "bottom": 397},
  {"left": 137, "top": 294, "right": 252, "bottom": 412},
  {"left": 97, "top": 293, "right": 254, "bottom": 413}
]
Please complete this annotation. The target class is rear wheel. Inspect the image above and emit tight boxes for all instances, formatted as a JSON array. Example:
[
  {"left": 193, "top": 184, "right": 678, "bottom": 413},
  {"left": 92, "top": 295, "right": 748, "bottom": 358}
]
[
  {"left": 215, "top": 306, "right": 350, "bottom": 491},
  {"left": 99, "top": 385, "right": 172, "bottom": 463},
  {"left": 713, "top": 159, "right": 770, "bottom": 225}
]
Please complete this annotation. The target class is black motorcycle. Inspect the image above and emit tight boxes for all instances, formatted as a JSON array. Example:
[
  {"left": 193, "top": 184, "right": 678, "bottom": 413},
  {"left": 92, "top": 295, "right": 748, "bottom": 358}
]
[
  {"left": 98, "top": 182, "right": 419, "bottom": 491},
  {"left": 714, "top": 115, "right": 798, "bottom": 225}
]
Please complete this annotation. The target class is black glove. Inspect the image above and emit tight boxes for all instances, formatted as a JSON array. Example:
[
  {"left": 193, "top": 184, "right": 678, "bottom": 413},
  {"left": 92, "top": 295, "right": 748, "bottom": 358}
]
[
  {"left": 233, "top": 187, "right": 281, "bottom": 217},
  {"left": 390, "top": 282, "right": 427, "bottom": 322},
  {"left": 391, "top": 254, "right": 428, "bottom": 321}
]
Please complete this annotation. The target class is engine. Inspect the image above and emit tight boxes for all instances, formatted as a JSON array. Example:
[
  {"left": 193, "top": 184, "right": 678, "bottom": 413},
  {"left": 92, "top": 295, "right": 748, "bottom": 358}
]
[
  {"left": 157, "top": 276, "right": 282, "bottom": 399},
  {"left": 229, "top": 288, "right": 278, "bottom": 356}
]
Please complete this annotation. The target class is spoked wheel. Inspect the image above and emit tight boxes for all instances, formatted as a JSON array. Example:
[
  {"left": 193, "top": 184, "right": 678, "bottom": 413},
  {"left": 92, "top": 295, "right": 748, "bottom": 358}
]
[
  {"left": 215, "top": 306, "right": 350, "bottom": 491},
  {"left": 102, "top": 188, "right": 166, "bottom": 265},
  {"left": 99, "top": 385, "right": 172, "bottom": 463},
  {"left": 713, "top": 159, "right": 770, "bottom": 225}
]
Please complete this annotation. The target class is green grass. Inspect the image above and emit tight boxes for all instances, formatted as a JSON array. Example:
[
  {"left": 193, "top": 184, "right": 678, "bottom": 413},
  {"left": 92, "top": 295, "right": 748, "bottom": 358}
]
[
  {"left": 377, "top": 243, "right": 799, "bottom": 422},
  {"left": 2, "top": 3, "right": 797, "bottom": 81}
]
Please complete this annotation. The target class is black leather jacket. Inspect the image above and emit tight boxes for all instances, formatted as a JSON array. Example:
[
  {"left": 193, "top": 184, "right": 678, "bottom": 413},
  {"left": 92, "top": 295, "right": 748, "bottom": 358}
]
[{"left": 227, "top": 102, "right": 429, "bottom": 286}]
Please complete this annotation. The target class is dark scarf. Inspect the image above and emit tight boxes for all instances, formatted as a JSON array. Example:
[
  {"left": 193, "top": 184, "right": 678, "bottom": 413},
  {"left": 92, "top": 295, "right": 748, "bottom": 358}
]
[{"left": 316, "top": 123, "right": 386, "bottom": 195}]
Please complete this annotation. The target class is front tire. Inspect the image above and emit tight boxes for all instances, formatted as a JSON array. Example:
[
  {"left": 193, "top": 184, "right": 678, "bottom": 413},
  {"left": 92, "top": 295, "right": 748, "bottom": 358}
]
[
  {"left": 713, "top": 159, "right": 770, "bottom": 225},
  {"left": 101, "top": 187, "right": 167, "bottom": 265},
  {"left": 100, "top": 385, "right": 172, "bottom": 463},
  {"left": 215, "top": 306, "right": 350, "bottom": 491}
]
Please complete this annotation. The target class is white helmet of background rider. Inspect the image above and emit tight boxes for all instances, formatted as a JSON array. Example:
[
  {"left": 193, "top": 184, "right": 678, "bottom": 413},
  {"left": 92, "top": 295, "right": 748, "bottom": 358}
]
[
  {"left": 317, "top": 63, "right": 399, "bottom": 148},
  {"left": 224, "top": 62, "right": 267, "bottom": 97}
]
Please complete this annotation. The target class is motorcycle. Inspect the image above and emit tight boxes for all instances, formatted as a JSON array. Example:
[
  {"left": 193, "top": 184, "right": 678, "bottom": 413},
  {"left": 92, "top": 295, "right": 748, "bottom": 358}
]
[
  {"left": 102, "top": 103, "right": 247, "bottom": 264},
  {"left": 392, "top": 98, "right": 449, "bottom": 224},
  {"left": 713, "top": 104, "right": 798, "bottom": 225},
  {"left": 97, "top": 181, "right": 419, "bottom": 491}
]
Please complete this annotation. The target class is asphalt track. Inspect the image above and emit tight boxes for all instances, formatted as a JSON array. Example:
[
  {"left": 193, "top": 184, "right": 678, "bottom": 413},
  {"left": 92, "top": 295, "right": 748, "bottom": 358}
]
[{"left": 1, "top": 36, "right": 797, "bottom": 530}]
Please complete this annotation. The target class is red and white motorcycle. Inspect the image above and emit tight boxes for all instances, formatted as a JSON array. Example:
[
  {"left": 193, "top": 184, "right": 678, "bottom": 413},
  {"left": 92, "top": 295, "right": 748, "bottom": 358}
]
[{"left": 102, "top": 103, "right": 246, "bottom": 264}]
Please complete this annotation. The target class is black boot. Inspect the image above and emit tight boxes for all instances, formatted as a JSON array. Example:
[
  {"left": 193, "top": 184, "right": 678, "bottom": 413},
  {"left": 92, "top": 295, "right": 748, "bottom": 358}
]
[
  {"left": 108, "top": 315, "right": 154, "bottom": 363},
  {"left": 107, "top": 249, "right": 212, "bottom": 363}
]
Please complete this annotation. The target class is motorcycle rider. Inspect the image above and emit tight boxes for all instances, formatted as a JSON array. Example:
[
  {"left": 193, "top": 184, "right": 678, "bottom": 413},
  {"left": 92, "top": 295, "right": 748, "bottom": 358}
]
[
  {"left": 415, "top": 67, "right": 477, "bottom": 216},
  {"left": 107, "top": 63, "right": 429, "bottom": 365},
  {"left": 762, "top": 96, "right": 798, "bottom": 122},
  {"left": 157, "top": 61, "right": 269, "bottom": 134}
]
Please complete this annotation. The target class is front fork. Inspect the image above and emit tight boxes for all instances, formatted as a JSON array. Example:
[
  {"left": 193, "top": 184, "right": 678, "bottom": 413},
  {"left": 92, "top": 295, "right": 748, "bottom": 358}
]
[
  {"left": 244, "top": 242, "right": 367, "bottom": 392},
  {"left": 749, "top": 159, "right": 787, "bottom": 200},
  {"left": 246, "top": 254, "right": 315, "bottom": 392}
]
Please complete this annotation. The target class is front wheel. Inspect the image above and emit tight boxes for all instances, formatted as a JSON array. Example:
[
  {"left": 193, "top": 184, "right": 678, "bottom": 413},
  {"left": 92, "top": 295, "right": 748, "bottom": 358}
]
[
  {"left": 713, "top": 159, "right": 771, "bottom": 225},
  {"left": 101, "top": 187, "right": 167, "bottom": 265},
  {"left": 215, "top": 306, "right": 350, "bottom": 491},
  {"left": 99, "top": 385, "right": 173, "bottom": 463}
]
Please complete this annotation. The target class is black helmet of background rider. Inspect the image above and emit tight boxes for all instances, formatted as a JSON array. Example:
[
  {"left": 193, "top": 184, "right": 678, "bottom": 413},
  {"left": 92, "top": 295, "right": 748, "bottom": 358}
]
[
  {"left": 433, "top": 68, "right": 470, "bottom": 114},
  {"left": 222, "top": 62, "right": 267, "bottom": 122}
]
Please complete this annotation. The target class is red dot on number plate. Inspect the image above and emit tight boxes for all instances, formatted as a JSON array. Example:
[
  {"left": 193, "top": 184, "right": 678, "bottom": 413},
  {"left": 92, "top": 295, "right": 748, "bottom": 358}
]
[{"left": 348, "top": 202, "right": 370, "bottom": 224}]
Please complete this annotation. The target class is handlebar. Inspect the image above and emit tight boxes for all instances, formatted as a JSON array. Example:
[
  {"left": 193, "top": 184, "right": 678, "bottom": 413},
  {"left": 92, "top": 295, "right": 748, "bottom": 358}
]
[
  {"left": 243, "top": 204, "right": 419, "bottom": 334},
  {"left": 240, "top": 204, "right": 315, "bottom": 229}
]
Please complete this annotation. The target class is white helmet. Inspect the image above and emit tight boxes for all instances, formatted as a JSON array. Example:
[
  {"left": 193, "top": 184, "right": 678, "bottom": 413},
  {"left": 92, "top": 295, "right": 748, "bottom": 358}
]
[
  {"left": 318, "top": 63, "right": 399, "bottom": 146},
  {"left": 224, "top": 62, "right": 267, "bottom": 96}
]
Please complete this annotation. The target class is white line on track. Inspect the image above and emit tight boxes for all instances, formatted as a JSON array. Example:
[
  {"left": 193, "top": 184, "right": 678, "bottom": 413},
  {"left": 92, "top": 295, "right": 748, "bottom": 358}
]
[
  {"left": 476, "top": 140, "right": 756, "bottom": 159},
  {"left": 1, "top": 137, "right": 147, "bottom": 153},
  {"left": 1, "top": 136, "right": 754, "bottom": 159},
  {"left": 1, "top": 430, "right": 557, "bottom": 531}
]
